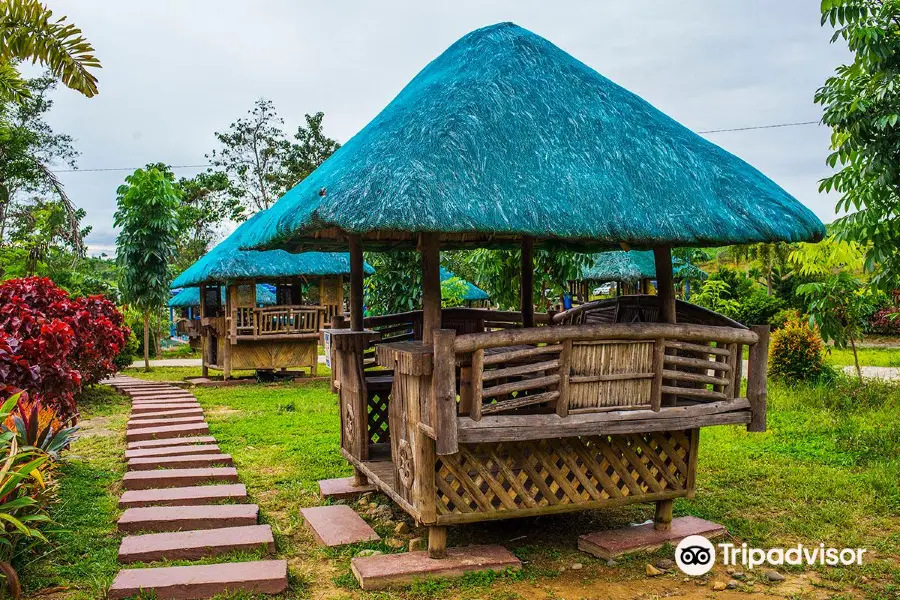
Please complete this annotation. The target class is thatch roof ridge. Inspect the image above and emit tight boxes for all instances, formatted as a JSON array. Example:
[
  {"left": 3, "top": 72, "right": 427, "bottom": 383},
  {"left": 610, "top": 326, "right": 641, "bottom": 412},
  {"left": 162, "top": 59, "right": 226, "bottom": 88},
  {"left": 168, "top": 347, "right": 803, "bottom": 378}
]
[
  {"left": 238, "top": 22, "right": 824, "bottom": 252},
  {"left": 168, "top": 285, "right": 276, "bottom": 308}
]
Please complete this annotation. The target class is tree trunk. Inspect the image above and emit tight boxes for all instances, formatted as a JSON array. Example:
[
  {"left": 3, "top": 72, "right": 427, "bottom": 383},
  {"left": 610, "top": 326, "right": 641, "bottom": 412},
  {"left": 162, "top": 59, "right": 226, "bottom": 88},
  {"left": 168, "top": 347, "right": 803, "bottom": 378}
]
[
  {"left": 766, "top": 268, "right": 773, "bottom": 296},
  {"left": 849, "top": 334, "right": 862, "bottom": 383},
  {"left": 143, "top": 310, "right": 150, "bottom": 371}
]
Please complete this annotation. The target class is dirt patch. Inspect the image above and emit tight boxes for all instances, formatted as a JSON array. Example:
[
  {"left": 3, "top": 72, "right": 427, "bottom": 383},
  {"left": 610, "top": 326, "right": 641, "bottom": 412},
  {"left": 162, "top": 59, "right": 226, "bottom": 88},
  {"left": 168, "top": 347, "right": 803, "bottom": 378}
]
[
  {"left": 205, "top": 407, "right": 243, "bottom": 418},
  {"left": 76, "top": 415, "right": 120, "bottom": 438}
]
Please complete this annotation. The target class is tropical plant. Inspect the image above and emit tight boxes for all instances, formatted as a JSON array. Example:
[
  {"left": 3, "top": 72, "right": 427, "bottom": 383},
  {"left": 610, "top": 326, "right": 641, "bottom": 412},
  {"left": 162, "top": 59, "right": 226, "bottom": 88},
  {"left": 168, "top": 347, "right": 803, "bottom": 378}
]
[
  {"left": 2, "top": 393, "right": 77, "bottom": 459},
  {"left": 440, "top": 276, "right": 469, "bottom": 308},
  {"left": 788, "top": 236, "right": 866, "bottom": 277},
  {"left": 730, "top": 288, "right": 785, "bottom": 326},
  {"left": 467, "top": 249, "right": 586, "bottom": 311},
  {"left": 363, "top": 252, "right": 421, "bottom": 316},
  {"left": 692, "top": 279, "right": 740, "bottom": 316},
  {"left": 768, "top": 316, "right": 834, "bottom": 383},
  {"left": 0, "top": 0, "right": 101, "bottom": 102},
  {"left": 797, "top": 273, "right": 873, "bottom": 382},
  {"left": 817, "top": 0, "right": 900, "bottom": 290},
  {"left": 114, "top": 167, "right": 181, "bottom": 370}
]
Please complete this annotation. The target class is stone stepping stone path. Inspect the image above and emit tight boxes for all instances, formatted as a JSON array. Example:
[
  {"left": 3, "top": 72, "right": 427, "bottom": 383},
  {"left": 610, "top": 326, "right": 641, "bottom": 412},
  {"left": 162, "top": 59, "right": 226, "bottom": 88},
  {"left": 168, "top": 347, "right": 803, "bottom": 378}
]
[
  {"left": 104, "top": 376, "right": 287, "bottom": 599},
  {"left": 300, "top": 505, "right": 380, "bottom": 547}
]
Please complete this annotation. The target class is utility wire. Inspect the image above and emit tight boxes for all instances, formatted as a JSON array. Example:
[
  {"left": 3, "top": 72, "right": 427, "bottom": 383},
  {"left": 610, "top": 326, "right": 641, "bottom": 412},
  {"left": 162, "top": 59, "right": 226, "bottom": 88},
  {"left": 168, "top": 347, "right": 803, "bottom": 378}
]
[{"left": 54, "top": 119, "right": 823, "bottom": 174}]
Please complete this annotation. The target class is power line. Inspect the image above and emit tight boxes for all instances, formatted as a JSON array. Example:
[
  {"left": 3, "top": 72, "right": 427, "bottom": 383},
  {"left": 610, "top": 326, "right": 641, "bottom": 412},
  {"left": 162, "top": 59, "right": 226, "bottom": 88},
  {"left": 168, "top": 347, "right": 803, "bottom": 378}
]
[{"left": 53, "top": 119, "right": 824, "bottom": 174}]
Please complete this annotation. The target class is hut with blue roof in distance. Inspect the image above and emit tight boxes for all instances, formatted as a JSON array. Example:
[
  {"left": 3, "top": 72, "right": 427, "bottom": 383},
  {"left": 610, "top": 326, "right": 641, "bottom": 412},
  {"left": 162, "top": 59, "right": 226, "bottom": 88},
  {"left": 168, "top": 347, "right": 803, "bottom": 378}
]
[
  {"left": 172, "top": 212, "right": 373, "bottom": 378},
  {"left": 440, "top": 267, "right": 490, "bottom": 307},
  {"left": 167, "top": 285, "right": 276, "bottom": 349},
  {"left": 568, "top": 251, "right": 710, "bottom": 303},
  {"left": 235, "top": 22, "right": 823, "bottom": 564}
]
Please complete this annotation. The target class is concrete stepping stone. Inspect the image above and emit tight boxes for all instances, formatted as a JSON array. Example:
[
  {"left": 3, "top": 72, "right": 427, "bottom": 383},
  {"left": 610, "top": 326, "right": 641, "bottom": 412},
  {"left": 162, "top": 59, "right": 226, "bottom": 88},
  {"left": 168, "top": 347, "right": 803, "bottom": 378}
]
[
  {"left": 118, "top": 524, "right": 275, "bottom": 563},
  {"left": 119, "top": 483, "right": 247, "bottom": 508},
  {"left": 122, "top": 467, "right": 238, "bottom": 490},
  {"left": 125, "top": 444, "right": 221, "bottom": 460},
  {"left": 108, "top": 559, "right": 288, "bottom": 599},
  {"left": 126, "top": 422, "right": 210, "bottom": 442},
  {"left": 127, "top": 415, "right": 206, "bottom": 427},
  {"left": 131, "top": 403, "right": 201, "bottom": 414},
  {"left": 130, "top": 395, "right": 197, "bottom": 404},
  {"left": 300, "top": 505, "right": 380, "bottom": 547},
  {"left": 351, "top": 545, "right": 521, "bottom": 591},
  {"left": 128, "top": 435, "right": 216, "bottom": 449},
  {"left": 127, "top": 453, "right": 233, "bottom": 471},
  {"left": 128, "top": 407, "right": 204, "bottom": 419},
  {"left": 319, "top": 476, "right": 376, "bottom": 500},
  {"left": 578, "top": 516, "right": 727, "bottom": 559},
  {"left": 117, "top": 503, "right": 258, "bottom": 533}
]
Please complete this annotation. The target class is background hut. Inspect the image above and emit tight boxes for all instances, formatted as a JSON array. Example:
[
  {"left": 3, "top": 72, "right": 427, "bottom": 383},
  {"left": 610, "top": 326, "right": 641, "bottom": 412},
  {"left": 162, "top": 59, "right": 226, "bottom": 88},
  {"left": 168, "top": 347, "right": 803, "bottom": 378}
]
[
  {"left": 236, "top": 23, "right": 824, "bottom": 559},
  {"left": 168, "top": 285, "right": 276, "bottom": 349},
  {"left": 173, "top": 219, "right": 373, "bottom": 378},
  {"left": 441, "top": 267, "right": 490, "bottom": 307},
  {"left": 568, "top": 251, "right": 710, "bottom": 303}
]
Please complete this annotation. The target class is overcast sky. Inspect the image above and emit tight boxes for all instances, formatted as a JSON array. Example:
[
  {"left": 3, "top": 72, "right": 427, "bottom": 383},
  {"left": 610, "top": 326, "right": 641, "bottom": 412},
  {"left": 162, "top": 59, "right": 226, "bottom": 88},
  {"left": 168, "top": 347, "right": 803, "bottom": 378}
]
[{"left": 40, "top": 0, "right": 850, "bottom": 255}]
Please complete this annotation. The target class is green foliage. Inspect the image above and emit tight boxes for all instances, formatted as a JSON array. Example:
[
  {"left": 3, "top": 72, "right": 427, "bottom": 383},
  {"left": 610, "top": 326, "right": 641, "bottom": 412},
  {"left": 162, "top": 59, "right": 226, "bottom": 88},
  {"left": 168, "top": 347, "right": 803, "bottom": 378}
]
[
  {"left": 363, "top": 252, "right": 420, "bottom": 315},
  {"left": 467, "top": 249, "right": 586, "bottom": 310},
  {"left": 284, "top": 111, "right": 341, "bottom": 185},
  {"left": 798, "top": 272, "right": 874, "bottom": 381},
  {"left": 0, "top": 0, "right": 101, "bottom": 101},
  {"left": 706, "top": 266, "right": 754, "bottom": 300},
  {"left": 768, "top": 317, "right": 835, "bottom": 383},
  {"left": 113, "top": 328, "right": 138, "bottom": 370},
  {"left": 439, "top": 276, "right": 469, "bottom": 308},
  {"left": 817, "top": 0, "right": 900, "bottom": 290},
  {"left": 771, "top": 308, "right": 803, "bottom": 331},
  {"left": 173, "top": 170, "right": 244, "bottom": 274},
  {"left": 693, "top": 279, "right": 739, "bottom": 315},
  {"left": 788, "top": 236, "right": 865, "bottom": 277},
  {"left": 730, "top": 288, "right": 785, "bottom": 326}
]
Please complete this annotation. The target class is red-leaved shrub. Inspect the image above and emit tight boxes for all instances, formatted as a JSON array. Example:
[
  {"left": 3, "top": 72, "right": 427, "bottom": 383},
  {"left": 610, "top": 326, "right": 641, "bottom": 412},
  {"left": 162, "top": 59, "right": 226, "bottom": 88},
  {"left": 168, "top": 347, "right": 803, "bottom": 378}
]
[{"left": 0, "top": 278, "right": 129, "bottom": 420}]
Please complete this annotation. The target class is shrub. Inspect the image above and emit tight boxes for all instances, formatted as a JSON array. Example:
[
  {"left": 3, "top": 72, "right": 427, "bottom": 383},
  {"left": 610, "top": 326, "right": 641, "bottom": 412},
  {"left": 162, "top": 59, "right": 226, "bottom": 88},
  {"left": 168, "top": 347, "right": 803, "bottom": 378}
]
[
  {"left": 114, "top": 329, "right": 139, "bottom": 370},
  {"left": 866, "top": 307, "right": 900, "bottom": 336},
  {"left": 731, "top": 289, "right": 785, "bottom": 326},
  {"left": 769, "top": 317, "right": 835, "bottom": 383},
  {"left": 771, "top": 308, "right": 802, "bottom": 331},
  {"left": 2, "top": 393, "right": 79, "bottom": 460},
  {"left": 0, "top": 278, "right": 128, "bottom": 420}
]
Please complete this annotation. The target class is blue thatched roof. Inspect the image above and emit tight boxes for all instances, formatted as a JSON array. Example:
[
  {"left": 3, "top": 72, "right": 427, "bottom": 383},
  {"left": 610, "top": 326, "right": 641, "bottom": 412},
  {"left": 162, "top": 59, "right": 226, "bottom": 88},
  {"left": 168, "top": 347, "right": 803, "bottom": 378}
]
[
  {"left": 440, "top": 267, "right": 489, "bottom": 302},
  {"left": 238, "top": 22, "right": 824, "bottom": 253},
  {"left": 168, "top": 285, "right": 277, "bottom": 308},
  {"left": 172, "top": 211, "right": 374, "bottom": 288},
  {"left": 580, "top": 251, "right": 709, "bottom": 284}
]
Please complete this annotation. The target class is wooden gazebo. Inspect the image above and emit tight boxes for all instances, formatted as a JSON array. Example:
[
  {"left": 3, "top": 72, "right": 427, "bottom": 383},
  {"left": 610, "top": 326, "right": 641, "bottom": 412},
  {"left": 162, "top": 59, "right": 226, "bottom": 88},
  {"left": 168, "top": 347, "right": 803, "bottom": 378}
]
[
  {"left": 237, "top": 23, "right": 825, "bottom": 557},
  {"left": 168, "top": 285, "right": 276, "bottom": 350},
  {"left": 172, "top": 217, "right": 373, "bottom": 378}
]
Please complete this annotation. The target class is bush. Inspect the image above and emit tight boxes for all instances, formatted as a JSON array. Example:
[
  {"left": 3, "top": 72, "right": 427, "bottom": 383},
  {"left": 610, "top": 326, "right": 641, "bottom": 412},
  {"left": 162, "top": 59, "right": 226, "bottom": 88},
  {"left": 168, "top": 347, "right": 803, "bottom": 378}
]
[
  {"left": 771, "top": 308, "right": 802, "bottom": 331},
  {"left": 731, "top": 289, "right": 785, "bottom": 326},
  {"left": 114, "top": 329, "right": 139, "bottom": 370},
  {"left": 0, "top": 278, "right": 129, "bottom": 420},
  {"left": 769, "top": 317, "right": 835, "bottom": 383},
  {"left": 866, "top": 307, "right": 900, "bottom": 336}
]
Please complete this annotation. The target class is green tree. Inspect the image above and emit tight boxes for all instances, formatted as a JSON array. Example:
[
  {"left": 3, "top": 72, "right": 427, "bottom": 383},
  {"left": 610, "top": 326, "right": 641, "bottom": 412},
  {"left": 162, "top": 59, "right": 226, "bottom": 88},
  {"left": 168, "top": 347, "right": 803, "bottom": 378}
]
[
  {"left": 817, "top": 0, "right": 900, "bottom": 290},
  {"left": 754, "top": 242, "right": 791, "bottom": 295},
  {"left": 363, "top": 252, "right": 421, "bottom": 315},
  {"left": 173, "top": 170, "right": 244, "bottom": 273},
  {"left": 797, "top": 273, "right": 873, "bottom": 382},
  {"left": 284, "top": 112, "right": 340, "bottom": 185},
  {"left": 0, "top": 0, "right": 101, "bottom": 102},
  {"left": 114, "top": 167, "right": 181, "bottom": 370},
  {"left": 468, "top": 249, "right": 586, "bottom": 311}
]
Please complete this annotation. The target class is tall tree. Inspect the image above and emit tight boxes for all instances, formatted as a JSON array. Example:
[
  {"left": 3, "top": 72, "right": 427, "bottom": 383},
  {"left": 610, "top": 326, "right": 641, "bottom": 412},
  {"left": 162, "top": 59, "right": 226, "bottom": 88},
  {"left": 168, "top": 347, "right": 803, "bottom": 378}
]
[
  {"left": 173, "top": 170, "right": 243, "bottom": 273},
  {"left": 467, "top": 249, "right": 587, "bottom": 311},
  {"left": 817, "top": 0, "right": 900, "bottom": 290},
  {"left": 208, "top": 99, "right": 289, "bottom": 212},
  {"left": 284, "top": 112, "right": 340, "bottom": 185},
  {"left": 0, "top": 0, "right": 101, "bottom": 102},
  {"left": 114, "top": 167, "right": 180, "bottom": 370}
]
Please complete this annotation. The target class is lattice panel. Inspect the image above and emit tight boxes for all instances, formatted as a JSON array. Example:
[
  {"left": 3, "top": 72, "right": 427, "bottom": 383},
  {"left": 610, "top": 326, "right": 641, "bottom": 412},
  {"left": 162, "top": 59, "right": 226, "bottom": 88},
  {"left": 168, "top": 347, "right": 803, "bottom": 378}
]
[
  {"left": 367, "top": 391, "right": 391, "bottom": 444},
  {"left": 434, "top": 431, "right": 693, "bottom": 515}
]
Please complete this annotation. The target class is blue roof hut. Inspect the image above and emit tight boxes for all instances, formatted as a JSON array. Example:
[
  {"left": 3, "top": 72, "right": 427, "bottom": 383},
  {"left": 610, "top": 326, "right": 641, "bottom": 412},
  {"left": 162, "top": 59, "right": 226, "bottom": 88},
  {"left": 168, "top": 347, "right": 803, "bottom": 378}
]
[
  {"left": 440, "top": 267, "right": 489, "bottom": 306},
  {"left": 235, "top": 23, "right": 824, "bottom": 563},
  {"left": 171, "top": 214, "right": 374, "bottom": 379},
  {"left": 569, "top": 251, "right": 709, "bottom": 301}
]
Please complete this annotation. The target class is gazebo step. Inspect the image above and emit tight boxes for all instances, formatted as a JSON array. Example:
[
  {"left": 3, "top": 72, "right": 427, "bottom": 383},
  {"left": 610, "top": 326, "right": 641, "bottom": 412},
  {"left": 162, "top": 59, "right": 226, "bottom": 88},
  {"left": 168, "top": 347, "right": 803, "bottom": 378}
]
[
  {"left": 127, "top": 415, "right": 206, "bottom": 427},
  {"left": 300, "top": 505, "right": 380, "bottom": 547},
  {"left": 578, "top": 516, "right": 728, "bottom": 559},
  {"left": 118, "top": 525, "right": 275, "bottom": 563},
  {"left": 127, "top": 453, "right": 233, "bottom": 471},
  {"left": 128, "top": 435, "right": 216, "bottom": 449},
  {"left": 351, "top": 545, "right": 521, "bottom": 591},
  {"left": 125, "top": 444, "right": 221, "bottom": 460},
  {"left": 126, "top": 422, "right": 210, "bottom": 442},
  {"left": 122, "top": 467, "right": 238, "bottom": 490},
  {"left": 131, "top": 403, "right": 201, "bottom": 414},
  {"left": 119, "top": 484, "right": 247, "bottom": 508},
  {"left": 318, "top": 477, "right": 376, "bottom": 500},
  {"left": 108, "top": 559, "right": 288, "bottom": 600},
  {"left": 128, "top": 407, "right": 204, "bottom": 419},
  {"left": 117, "top": 503, "right": 258, "bottom": 533}
]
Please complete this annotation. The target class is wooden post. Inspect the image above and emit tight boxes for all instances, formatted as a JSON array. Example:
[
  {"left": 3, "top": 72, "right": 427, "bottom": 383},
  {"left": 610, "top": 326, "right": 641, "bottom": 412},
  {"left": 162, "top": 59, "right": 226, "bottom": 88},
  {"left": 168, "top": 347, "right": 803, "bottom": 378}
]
[
  {"left": 349, "top": 234, "right": 364, "bottom": 332},
  {"left": 747, "top": 325, "right": 770, "bottom": 432},
  {"left": 431, "top": 329, "right": 458, "bottom": 455},
  {"left": 652, "top": 246, "right": 676, "bottom": 525},
  {"left": 521, "top": 236, "right": 534, "bottom": 328},
  {"left": 420, "top": 232, "right": 441, "bottom": 346},
  {"left": 428, "top": 526, "right": 447, "bottom": 559}
]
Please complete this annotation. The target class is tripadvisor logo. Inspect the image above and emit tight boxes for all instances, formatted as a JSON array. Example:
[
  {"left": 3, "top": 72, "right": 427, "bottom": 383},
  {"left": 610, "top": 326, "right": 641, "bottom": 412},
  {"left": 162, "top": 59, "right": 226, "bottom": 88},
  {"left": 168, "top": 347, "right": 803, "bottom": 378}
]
[{"left": 674, "top": 536, "right": 867, "bottom": 576}]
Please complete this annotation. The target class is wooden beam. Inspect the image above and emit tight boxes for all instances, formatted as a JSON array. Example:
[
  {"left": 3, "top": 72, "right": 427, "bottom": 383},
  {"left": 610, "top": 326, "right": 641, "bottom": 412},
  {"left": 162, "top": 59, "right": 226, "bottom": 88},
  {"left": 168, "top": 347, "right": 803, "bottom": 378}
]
[
  {"left": 653, "top": 246, "right": 676, "bottom": 324},
  {"left": 349, "top": 234, "right": 364, "bottom": 331},
  {"left": 431, "top": 329, "right": 458, "bottom": 455},
  {"left": 747, "top": 325, "right": 770, "bottom": 432},
  {"left": 521, "top": 236, "right": 535, "bottom": 328},
  {"left": 420, "top": 232, "right": 441, "bottom": 345}
]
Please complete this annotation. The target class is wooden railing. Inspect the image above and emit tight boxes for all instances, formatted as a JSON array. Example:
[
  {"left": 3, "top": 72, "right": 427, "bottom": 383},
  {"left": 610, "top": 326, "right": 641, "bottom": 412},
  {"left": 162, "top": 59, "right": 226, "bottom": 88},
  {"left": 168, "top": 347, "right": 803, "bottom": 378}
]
[{"left": 230, "top": 305, "right": 325, "bottom": 339}]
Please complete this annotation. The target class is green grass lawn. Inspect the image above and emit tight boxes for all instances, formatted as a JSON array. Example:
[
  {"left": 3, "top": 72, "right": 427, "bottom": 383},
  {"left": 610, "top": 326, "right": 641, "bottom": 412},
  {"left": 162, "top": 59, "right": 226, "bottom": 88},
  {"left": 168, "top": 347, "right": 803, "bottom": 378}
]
[
  {"left": 19, "top": 374, "right": 900, "bottom": 600},
  {"left": 120, "top": 365, "right": 331, "bottom": 382},
  {"left": 826, "top": 346, "right": 900, "bottom": 368}
]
